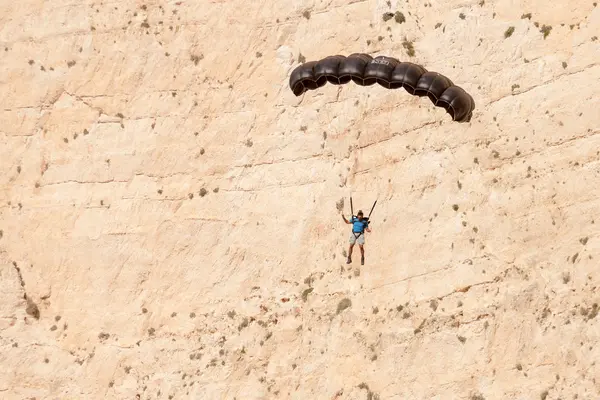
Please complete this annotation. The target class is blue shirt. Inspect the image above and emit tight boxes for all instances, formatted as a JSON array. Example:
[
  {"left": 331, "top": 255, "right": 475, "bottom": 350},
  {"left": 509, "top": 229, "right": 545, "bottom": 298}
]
[{"left": 351, "top": 217, "right": 369, "bottom": 233}]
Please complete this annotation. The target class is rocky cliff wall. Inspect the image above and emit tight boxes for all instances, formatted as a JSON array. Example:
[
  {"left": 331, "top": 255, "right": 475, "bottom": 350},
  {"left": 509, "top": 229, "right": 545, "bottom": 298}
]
[{"left": 1, "top": 0, "right": 599, "bottom": 399}]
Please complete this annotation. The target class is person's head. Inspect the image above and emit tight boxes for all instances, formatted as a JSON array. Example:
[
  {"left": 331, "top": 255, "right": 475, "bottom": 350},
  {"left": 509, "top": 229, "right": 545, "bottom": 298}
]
[{"left": 357, "top": 210, "right": 363, "bottom": 220}]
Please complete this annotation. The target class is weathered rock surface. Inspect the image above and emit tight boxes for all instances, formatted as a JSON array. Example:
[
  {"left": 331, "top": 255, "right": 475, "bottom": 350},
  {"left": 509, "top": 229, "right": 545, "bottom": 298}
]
[{"left": 1, "top": 0, "right": 599, "bottom": 399}]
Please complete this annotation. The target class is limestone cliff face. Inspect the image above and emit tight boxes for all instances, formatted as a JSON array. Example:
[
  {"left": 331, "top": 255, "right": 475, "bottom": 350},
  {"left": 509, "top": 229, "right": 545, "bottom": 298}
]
[{"left": 1, "top": 0, "right": 599, "bottom": 399}]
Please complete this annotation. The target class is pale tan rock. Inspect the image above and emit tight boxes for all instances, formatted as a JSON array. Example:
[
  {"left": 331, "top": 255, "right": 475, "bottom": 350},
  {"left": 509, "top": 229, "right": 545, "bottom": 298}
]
[{"left": 1, "top": 0, "right": 600, "bottom": 399}]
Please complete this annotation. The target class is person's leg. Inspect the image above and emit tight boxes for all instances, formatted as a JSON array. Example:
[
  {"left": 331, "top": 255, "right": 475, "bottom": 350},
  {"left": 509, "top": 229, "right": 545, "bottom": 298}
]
[
  {"left": 358, "top": 235, "right": 365, "bottom": 264},
  {"left": 347, "top": 233, "right": 355, "bottom": 263}
]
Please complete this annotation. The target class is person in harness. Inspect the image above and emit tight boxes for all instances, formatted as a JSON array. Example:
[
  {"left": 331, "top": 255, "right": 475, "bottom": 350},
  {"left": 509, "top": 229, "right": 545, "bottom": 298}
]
[{"left": 341, "top": 210, "right": 371, "bottom": 265}]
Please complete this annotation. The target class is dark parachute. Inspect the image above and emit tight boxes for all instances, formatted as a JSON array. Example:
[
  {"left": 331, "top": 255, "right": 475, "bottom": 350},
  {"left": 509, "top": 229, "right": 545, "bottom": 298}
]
[{"left": 289, "top": 53, "right": 475, "bottom": 123}]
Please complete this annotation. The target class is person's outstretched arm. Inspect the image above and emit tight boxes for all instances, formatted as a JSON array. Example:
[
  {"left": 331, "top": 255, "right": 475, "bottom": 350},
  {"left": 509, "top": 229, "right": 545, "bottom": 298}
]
[{"left": 342, "top": 213, "right": 351, "bottom": 224}]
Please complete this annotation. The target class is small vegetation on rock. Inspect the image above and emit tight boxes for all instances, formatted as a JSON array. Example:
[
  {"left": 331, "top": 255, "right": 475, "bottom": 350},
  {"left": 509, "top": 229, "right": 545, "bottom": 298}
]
[
  {"left": 238, "top": 317, "right": 249, "bottom": 331},
  {"left": 357, "top": 383, "right": 380, "bottom": 400},
  {"left": 504, "top": 26, "right": 515, "bottom": 38},
  {"left": 540, "top": 25, "right": 552, "bottom": 38},
  {"left": 336, "top": 198, "right": 344, "bottom": 212},
  {"left": 26, "top": 298, "right": 40, "bottom": 319},
  {"left": 394, "top": 11, "right": 406, "bottom": 23},
  {"left": 336, "top": 298, "right": 352, "bottom": 314},
  {"left": 430, "top": 299, "right": 438, "bottom": 311},
  {"left": 402, "top": 39, "right": 415, "bottom": 57},
  {"left": 302, "top": 288, "right": 313, "bottom": 302},
  {"left": 190, "top": 54, "right": 203, "bottom": 65},
  {"left": 382, "top": 12, "right": 394, "bottom": 22}
]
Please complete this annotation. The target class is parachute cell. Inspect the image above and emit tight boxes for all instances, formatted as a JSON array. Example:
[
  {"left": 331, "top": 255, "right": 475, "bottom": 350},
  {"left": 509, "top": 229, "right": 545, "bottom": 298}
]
[{"left": 289, "top": 53, "right": 475, "bottom": 122}]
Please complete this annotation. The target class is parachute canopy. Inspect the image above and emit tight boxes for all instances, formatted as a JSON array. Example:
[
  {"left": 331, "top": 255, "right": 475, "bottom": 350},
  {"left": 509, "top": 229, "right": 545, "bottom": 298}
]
[{"left": 289, "top": 53, "right": 475, "bottom": 123}]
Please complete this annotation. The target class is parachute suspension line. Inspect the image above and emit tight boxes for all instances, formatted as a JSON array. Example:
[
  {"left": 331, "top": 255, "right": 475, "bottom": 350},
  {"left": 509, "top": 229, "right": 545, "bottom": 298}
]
[
  {"left": 349, "top": 196, "right": 377, "bottom": 220},
  {"left": 368, "top": 200, "right": 377, "bottom": 219},
  {"left": 349, "top": 196, "right": 361, "bottom": 239}
]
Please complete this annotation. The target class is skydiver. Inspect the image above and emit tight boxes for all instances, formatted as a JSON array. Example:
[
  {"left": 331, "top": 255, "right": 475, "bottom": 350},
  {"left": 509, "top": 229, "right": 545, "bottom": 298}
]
[{"left": 341, "top": 210, "right": 371, "bottom": 265}]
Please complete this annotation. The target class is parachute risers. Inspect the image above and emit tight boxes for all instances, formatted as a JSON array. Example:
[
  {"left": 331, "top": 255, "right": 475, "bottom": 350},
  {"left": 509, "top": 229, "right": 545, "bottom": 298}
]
[
  {"left": 349, "top": 197, "right": 377, "bottom": 224},
  {"left": 289, "top": 53, "right": 475, "bottom": 123}
]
